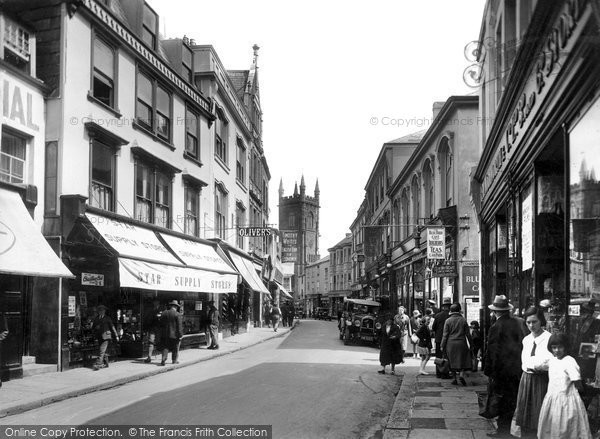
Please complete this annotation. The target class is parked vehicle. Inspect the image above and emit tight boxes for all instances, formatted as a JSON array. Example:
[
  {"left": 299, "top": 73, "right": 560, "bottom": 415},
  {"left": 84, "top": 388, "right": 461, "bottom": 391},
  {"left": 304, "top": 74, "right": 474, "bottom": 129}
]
[
  {"left": 339, "top": 298, "right": 381, "bottom": 346},
  {"left": 316, "top": 307, "right": 332, "bottom": 320}
]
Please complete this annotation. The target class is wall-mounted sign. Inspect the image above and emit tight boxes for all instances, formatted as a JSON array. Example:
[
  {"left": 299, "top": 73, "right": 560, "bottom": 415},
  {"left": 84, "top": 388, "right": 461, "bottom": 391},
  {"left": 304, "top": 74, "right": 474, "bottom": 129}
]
[
  {"left": 433, "top": 262, "right": 457, "bottom": 277},
  {"left": 522, "top": 186, "right": 533, "bottom": 271},
  {"left": 426, "top": 227, "right": 445, "bottom": 260},
  {"left": 238, "top": 227, "right": 272, "bottom": 237},
  {"left": 81, "top": 272, "right": 105, "bottom": 286},
  {"left": 1, "top": 79, "right": 41, "bottom": 131},
  {"left": 462, "top": 265, "right": 479, "bottom": 296},
  {"left": 68, "top": 296, "right": 76, "bottom": 317},
  {"left": 282, "top": 231, "right": 298, "bottom": 263}
]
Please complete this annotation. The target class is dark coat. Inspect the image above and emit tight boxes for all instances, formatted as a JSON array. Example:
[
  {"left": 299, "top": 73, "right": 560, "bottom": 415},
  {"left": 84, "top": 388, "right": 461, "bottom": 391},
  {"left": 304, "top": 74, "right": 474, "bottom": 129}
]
[
  {"left": 483, "top": 313, "right": 523, "bottom": 381},
  {"left": 92, "top": 314, "right": 117, "bottom": 340},
  {"left": 416, "top": 323, "right": 432, "bottom": 349},
  {"left": 160, "top": 308, "right": 183, "bottom": 341},
  {"left": 379, "top": 323, "right": 402, "bottom": 366},
  {"left": 208, "top": 305, "right": 219, "bottom": 326},
  {"left": 432, "top": 309, "right": 450, "bottom": 344},
  {"left": 441, "top": 313, "right": 473, "bottom": 370}
]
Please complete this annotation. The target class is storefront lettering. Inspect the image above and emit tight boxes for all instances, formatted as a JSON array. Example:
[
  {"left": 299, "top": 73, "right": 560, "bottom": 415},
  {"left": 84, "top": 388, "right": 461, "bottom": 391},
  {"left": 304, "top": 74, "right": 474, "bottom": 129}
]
[
  {"left": 137, "top": 271, "right": 162, "bottom": 285},
  {"left": 481, "top": 0, "right": 588, "bottom": 200},
  {"left": 1, "top": 80, "right": 39, "bottom": 131}
]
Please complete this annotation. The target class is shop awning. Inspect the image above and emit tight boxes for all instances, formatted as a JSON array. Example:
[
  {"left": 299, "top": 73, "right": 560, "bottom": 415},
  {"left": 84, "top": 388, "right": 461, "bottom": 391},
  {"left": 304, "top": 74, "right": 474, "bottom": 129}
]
[
  {"left": 228, "top": 252, "right": 270, "bottom": 294},
  {"left": 159, "top": 233, "right": 238, "bottom": 275},
  {"left": 84, "top": 213, "right": 237, "bottom": 293},
  {"left": 0, "top": 188, "right": 73, "bottom": 278},
  {"left": 118, "top": 258, "right": 237, "bottom": 293},
  {"left": 276, "top": 281, "right": 293, "bottom": 299}
]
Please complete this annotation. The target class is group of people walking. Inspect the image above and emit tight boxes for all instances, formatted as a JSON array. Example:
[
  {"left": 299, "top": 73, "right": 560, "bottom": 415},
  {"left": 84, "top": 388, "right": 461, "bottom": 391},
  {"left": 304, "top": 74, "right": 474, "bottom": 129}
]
[
  {"left": 263, "top": 301, "right": 294, "bottom": 331},
  {"left": 377, "top": 294, "right": 593, "bottom": 439}
]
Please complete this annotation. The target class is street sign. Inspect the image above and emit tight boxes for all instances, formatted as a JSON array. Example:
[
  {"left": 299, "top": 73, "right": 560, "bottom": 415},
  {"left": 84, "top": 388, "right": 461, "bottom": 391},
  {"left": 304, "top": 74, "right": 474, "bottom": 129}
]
[
  {"left": 426, "top": 227, "right": 445, "bottom": 260},
  {"left": 357, "top": 254, "right": 365, "bottom": 262}
]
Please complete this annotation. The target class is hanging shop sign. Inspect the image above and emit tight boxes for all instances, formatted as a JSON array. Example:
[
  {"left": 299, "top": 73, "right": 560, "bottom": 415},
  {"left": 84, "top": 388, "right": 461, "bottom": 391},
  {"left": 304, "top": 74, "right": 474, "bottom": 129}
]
[
  {"left": 426, "top": 227, "right": 445, "bottom": 260},
  {"left": 364, "top": 226, "right": 382, "bottom": 257},
  {"left": 433, "top": 262, "right": 457, "bottom": 277},
  {"left": 522, "top": 186, "right": 533, "bottom": 271},
  {"left": 238, "top": 227, "right": 272, "bottom": 237},
  {"left": 81, "top": 272, "right": 105, "bottom": 286}
]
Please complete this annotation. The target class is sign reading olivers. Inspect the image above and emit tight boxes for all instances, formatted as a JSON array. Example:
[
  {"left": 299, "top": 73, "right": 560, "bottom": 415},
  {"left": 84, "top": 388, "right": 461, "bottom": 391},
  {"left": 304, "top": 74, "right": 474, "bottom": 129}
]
[
  {"left": 238, "top": 227, "right": 272, "bottom": 237},
  {"left": 480, "top": 0, "right": 589, "bottom": 201}
]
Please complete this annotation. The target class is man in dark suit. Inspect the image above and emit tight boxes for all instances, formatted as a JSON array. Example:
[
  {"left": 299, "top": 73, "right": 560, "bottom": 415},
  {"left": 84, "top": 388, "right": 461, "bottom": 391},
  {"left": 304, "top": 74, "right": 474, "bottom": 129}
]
[
  {"left": 484, "top": 295, "right": 524, "bottom": 438},
  {"left": 207, "top": 300, "right": 219, "bottom": 350},
  {"left": 432, "top": 297, "right": 452, "bottom": 378},
  {"left": 160, "top": 300, "right": 183, "bottom": 365}
]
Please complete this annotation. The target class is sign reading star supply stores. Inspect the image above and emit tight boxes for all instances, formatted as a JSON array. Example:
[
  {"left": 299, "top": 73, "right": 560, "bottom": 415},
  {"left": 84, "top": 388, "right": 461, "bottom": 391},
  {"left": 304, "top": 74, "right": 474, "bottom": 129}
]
[{"left": 426, "top": 227, "right": 445, "bottom": 260}]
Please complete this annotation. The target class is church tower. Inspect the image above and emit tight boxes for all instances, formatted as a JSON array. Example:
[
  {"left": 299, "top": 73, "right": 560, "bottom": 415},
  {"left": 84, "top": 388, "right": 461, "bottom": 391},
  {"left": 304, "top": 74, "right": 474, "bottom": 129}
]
[{"left": 278, "top": 177, "right": 321, "bottom": 277}]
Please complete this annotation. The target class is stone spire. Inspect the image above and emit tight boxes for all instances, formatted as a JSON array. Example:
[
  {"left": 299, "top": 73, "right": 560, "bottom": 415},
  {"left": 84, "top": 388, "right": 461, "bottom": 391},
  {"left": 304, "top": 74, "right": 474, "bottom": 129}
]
[
  {"left": 293, "top": 182, "right": 298, "bottom": 196},
  {"left": 314, "top": 178, "right": 320, "bottom": 199},
  {"left": 300, "top": 174, "right": 306, "bottom": 196},
  {"left": 278, "top": 178, "right": 284, "bottom": 199}
]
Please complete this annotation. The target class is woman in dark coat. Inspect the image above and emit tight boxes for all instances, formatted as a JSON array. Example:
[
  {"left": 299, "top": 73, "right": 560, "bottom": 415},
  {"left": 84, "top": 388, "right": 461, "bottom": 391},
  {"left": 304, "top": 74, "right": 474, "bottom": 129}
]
[
  {"left": 378, "top": 318, "right": 402, "bottom": 375},
  {"left": 441, "top": 303, "right": 472, "bottom": 385},
  {"left": 416, "top": 315, "right": 433, "bottom": 375}
]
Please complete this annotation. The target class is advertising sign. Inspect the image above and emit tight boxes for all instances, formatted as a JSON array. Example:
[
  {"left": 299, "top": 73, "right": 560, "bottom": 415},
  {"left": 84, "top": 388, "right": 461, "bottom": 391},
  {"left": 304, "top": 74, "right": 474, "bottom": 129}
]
[
  {"left": 81, "top": 272, "right": 104, "bottom": 286},
  {"left": 238, "top": 227, "right": 272, "bottom": 237},
  {"left": 462, "top": 265, "right": 479, "bottom": 296},
  {"left": 427, "top": 227, "right": 445, "bottom": 260},
  {"left": 522, "top": 186, "right": 533, "bottom": 271},
  {"left": 465, "top": 297, "right": 480, "bottom": 324},
  {"left": 433, "top": 262, "right": 457, "bottom": 277},
  {"left": 364, "top": 226, "right": 381, "bottom": 257},
  {"left": 282, "top": 231, "right": 298, "bottom": 263}
]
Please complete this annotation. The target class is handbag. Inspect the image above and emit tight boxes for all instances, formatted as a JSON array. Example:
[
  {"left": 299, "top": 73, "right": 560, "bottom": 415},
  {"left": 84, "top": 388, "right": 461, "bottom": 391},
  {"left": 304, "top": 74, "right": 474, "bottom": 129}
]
[
  {"left": 101, "top": 330, "right": 113, "bottom": 340},
  {"left": 479, "top": 379, "right": 503, "bottom": 419},
  {"left": 434, "top": 357, "right": 450, "bottom": 375},
  {"left": 411, "top": 333, "right": 419, "bottom": 344}
]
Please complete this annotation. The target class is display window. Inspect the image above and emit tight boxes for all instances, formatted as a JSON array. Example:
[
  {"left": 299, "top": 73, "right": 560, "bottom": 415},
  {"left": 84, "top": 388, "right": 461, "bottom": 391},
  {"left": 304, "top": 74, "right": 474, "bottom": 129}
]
[{"left": 568, "top": 94, "right": 600, "bottom": 383}]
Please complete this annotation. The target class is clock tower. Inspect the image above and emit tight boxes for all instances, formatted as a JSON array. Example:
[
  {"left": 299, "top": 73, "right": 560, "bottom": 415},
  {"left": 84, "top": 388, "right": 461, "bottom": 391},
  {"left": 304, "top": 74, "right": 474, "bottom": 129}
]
[{"left": 278, "top": 176, "right": 320, "bottom": 278}]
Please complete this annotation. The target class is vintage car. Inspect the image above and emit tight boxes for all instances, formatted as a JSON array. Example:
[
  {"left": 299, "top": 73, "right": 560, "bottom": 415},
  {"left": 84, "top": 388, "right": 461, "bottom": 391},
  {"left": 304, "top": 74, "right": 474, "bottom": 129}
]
[
  {"left": 339, "top": 298, "right": 381, "bottom": 346},
  {"left": 316, "top": 307, "right": 332, "bottom": 320}
]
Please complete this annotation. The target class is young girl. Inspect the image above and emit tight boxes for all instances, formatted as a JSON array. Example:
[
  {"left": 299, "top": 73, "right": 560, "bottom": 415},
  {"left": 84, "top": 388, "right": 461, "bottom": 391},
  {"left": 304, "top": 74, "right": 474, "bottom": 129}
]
[
  {"left": 415, "top": 315, "right": 432, "bottom": 375},
  {"left": 537, "top": 333, "right": 592, "bottom": 439}
]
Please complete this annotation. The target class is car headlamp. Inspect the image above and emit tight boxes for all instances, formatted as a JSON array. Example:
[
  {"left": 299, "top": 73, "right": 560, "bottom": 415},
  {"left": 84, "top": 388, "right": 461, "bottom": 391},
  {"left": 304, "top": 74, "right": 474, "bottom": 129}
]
[
  {"left": 354, "top": 319, "right": 361, "bottom": 327},
  {"left": 375, "top": 322, "right": 382, "bottom": 330}
]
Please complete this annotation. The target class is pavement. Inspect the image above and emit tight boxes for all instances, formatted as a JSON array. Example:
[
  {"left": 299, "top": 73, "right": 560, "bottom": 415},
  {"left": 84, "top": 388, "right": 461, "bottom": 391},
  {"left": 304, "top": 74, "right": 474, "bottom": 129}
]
[
  {"left": 0, "top": 321, "right": 494, "bottom": 439},
  {"left": 0, "top": 324, "right": 296, "bottom": 419},
  {"left": 384, "top": 362, "right": 495, "bottom": 439}
]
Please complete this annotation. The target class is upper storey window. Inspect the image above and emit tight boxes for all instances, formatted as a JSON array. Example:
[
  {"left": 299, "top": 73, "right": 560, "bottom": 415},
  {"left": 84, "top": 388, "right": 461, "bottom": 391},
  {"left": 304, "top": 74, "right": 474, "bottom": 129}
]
[
  {"left": 92, "top": 36, "right": 116, "bottom": 108},
  {"left": 2, "top": 15, "right": 32, "bottom": 74},
  {"left": 142, "top": 3, "right": 158, "bottom": 50}
]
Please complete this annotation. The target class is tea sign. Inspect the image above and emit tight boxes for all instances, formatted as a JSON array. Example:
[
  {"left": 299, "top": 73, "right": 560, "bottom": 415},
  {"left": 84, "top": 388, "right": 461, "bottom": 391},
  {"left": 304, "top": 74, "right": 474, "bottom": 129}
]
[{"left": 427, "top": 227, "right": 445, "bottom": 260}]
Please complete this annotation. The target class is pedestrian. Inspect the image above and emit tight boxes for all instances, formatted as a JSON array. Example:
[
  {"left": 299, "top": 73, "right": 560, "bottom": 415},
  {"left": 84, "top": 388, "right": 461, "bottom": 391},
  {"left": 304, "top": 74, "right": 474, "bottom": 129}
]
[
  {"left": 271, "top": 303, "right": 282, "bottom": 332},
  {"left": 470, "top": 321, "right": 483, "bottom": 372},
  {"left": 263, "top": 302, "right": 271, "bottom": 328},
  {"left": 432, "top": 297, "right": 452, "bottom": 378},
  {"left": 160, "top": 300, "right": 183, "bottom": 365},
  {"left": 207, "top": 300, "right": 219, "bottom": 350},
  {"left": 424, "top": 308, "right": 434, "bottom": 331},
  {"left": 537, "top": 333, "right": 592, "bottom": 439},
  {"left": 0, "top": 311, "right": 8, "bottom": 388},
  {"left": 510, "top": 307, "right": 552, "bottom": 438},
  {"left": 91, "top": 304, "right": 119, "bottom": 370},
  {"left": 483, "top": 295, "right": 524, "bottom": 438},
  {"left": 281, "top": 302, "right": 288, "bottom": 327},
  {"left": 441, "top": 303, "right": 472, "bottom": 386},
  {"left": 409, "top": 310, "right": 421, "bottom": 357},
  {"left": 144, "top": 299, "right": 162, "bottom": 363},
  {"left": 287, "top": 301, "right": 295, "bottom": 327},
  {"left": 378, "top": 318, "right": 402, "bottom": 375},
  {"left": 416, "top": 315, "right": 433, "bottom": 375},
  {"left": 394, "top": 306, "right": 410, "bottom": 360}
]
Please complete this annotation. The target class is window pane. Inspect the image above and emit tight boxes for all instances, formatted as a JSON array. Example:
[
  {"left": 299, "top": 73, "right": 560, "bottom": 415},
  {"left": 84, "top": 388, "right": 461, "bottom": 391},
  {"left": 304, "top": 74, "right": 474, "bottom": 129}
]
[
  {"left": 156, "top": 112, "right": 170, "bottom": 139},
  {"left": 93, "top": 73, "right": 113, "bottom": 106},
  {"left": 92, "top": 142, "right": 112, "bottom": 186},
  {"left": 156, "top": 86, "right": 170, "bottom": 114},
  {"left": 142, "top": 28, "right": 155, "bottom": 49},
  {"left": 137, "top": 72, "right": 152, "bottom": 104},
  {"left": 0, "top": 131, "right": 26, "bottom": 183},
  {"left": 143, "top": 6, "right": 157, "bottom": 30},
  {"left": 94, "top": 38, "right": 114, "bottom": 79},
  {"left": 136, "top": 101, "right": 153, "bottom": 129},
  {"left": 186, "top": 108, "right": 197, "bottom": 134}
]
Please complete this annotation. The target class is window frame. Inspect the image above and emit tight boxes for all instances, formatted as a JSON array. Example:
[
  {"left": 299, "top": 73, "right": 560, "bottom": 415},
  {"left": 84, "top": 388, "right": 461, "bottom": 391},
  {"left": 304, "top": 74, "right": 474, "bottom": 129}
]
[
  {"left": 0, "top": 127, "right": 28, "bottom": 184},
  {"left": 214, "top": 182, "right": 228, "bottom": 239},
  {"left": 134, "top": 157, "right": 173, "bottom": 227},
  {"left": 184, "top": 106, "right": 200, "bottom": 161},
  {"left": 91, "top": 33, "right": 117, "bottom": 109},
  {"left": 89, "top": 138, "right": 116, "bottom": 212},
  {"left": 236, "top": 137, "right": 246, "bottom": 185},
  {"left": 214, "top": 107, "right": 229, "bottom": 165},
  {"left": 184, "top": 184, "right": 200, "bottom": 237},
  {"left": 135, "top": 67, "right": 173, "bottom": 143},
  {"left": 141, "top": 3, "right": 158, "bottom": 50}
]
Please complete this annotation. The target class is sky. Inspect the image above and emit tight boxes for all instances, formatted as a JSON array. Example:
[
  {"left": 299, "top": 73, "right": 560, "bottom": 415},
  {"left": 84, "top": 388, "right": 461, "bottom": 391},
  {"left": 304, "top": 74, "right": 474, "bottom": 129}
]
[{"left": 150, "top": 0, "right": 487, "bottom": 253}]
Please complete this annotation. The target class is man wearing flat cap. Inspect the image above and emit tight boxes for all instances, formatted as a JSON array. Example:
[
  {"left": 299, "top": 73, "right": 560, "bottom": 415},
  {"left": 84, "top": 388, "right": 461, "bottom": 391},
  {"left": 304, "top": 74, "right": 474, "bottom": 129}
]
[
  {"left": 92, "top": 304, "right": 118, "bottom": 370},
  {"left": 484, "top": 295, "right": 524, "bottom": 438},
  {"left": 160, "top": 300, "right": 183, "bottom": 365}
]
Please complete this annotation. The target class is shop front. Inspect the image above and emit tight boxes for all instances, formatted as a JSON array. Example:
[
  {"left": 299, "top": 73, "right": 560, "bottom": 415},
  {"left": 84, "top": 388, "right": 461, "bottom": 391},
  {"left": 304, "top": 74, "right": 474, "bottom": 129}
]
[
  {"left": 61, "top": 210, "right": 238, "bottom": 367},
  {"left": 0, "top": 186, "right": 73, "bottom": 380},
  {"left": 473, "top": 0, "right": 600, "bottom": 394}
]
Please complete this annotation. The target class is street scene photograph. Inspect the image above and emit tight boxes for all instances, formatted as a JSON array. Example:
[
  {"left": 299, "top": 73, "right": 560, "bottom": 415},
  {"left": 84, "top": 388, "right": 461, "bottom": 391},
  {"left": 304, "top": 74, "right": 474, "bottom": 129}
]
[{"left": 0, "top": 0, "right": 600, "bottom": 438}]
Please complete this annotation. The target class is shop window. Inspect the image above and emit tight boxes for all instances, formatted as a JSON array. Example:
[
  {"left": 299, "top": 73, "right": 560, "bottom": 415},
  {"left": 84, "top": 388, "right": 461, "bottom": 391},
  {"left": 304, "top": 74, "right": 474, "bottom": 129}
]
[
  {"left": 136, "top": 70, "right": 171, "bottom": 141},
  {"left": 185, "top": 107, "right": 200, "bottom": 160},
  {"left": 568, "top": 95, "right": 600, "bottom": 380},
  {"left": 90, "top": 140, "right": 115, "bottom": 211},
  {"left": 215, "top": 107, "right": 228, "bottom": 164},
  {"left": 184, "top": 185, "right": 200, "bottom": 237},
  {"left": 134, "top": 159, "right": 172, "bottom": 227},
  {"left": 214, "top": 182, "right": 227, "bottom": 239},
  {"left": 0, "top": 129, "right": 27, "bottom": 183},
  {"left": 92, "top": 36, "right": 116, "bottom": 108}
]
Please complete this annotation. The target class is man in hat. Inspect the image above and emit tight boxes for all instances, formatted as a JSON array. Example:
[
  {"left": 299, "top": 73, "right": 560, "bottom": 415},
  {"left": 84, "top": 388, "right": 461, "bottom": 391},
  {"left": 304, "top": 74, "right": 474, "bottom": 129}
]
[
  {"left": 432, "top": 297, "right": 452, "bottom": 378},
  {"left": 160, "top": 300, "right": 183, "bottom": 365},
  {"left": 92, "top": 305, "right": 118, "bottom": 370},
  {"left": 144, "top": 299, "right": 162, "bottom": 363},
  {"left": 484, "top": 295, "right": 524, "bottom": 438},
  {"left": 207, "top": 300, "right": 219, "bottom": 350}
]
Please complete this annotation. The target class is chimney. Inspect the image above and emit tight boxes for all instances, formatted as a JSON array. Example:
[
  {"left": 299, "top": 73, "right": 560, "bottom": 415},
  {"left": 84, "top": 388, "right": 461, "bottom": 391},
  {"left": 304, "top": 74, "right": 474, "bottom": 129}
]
[{"left": 432, "top": 101, "right": 445, "bottom": 121}]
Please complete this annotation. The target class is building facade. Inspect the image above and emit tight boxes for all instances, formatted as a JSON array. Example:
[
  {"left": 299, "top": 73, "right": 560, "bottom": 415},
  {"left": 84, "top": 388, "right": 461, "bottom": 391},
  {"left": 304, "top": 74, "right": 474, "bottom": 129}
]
[
  {"left": 327, "top": 234, "right": 353, "bottom": 316},
  {"left": 473, "top": 0, "right": 600, "bottom": 384},
  {"left": 304, "top": 255, "right": 329, "bottom": 316},
  {"left": 388, "top": 97, "right": 480, "bottom": 319}
]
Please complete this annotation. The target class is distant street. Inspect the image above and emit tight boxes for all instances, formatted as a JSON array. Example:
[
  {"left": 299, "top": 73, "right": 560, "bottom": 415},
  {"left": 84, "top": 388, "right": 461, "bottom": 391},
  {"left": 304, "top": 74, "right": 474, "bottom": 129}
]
[{"left": 1, "top": 320, "right": 402, "bottom": 439}]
